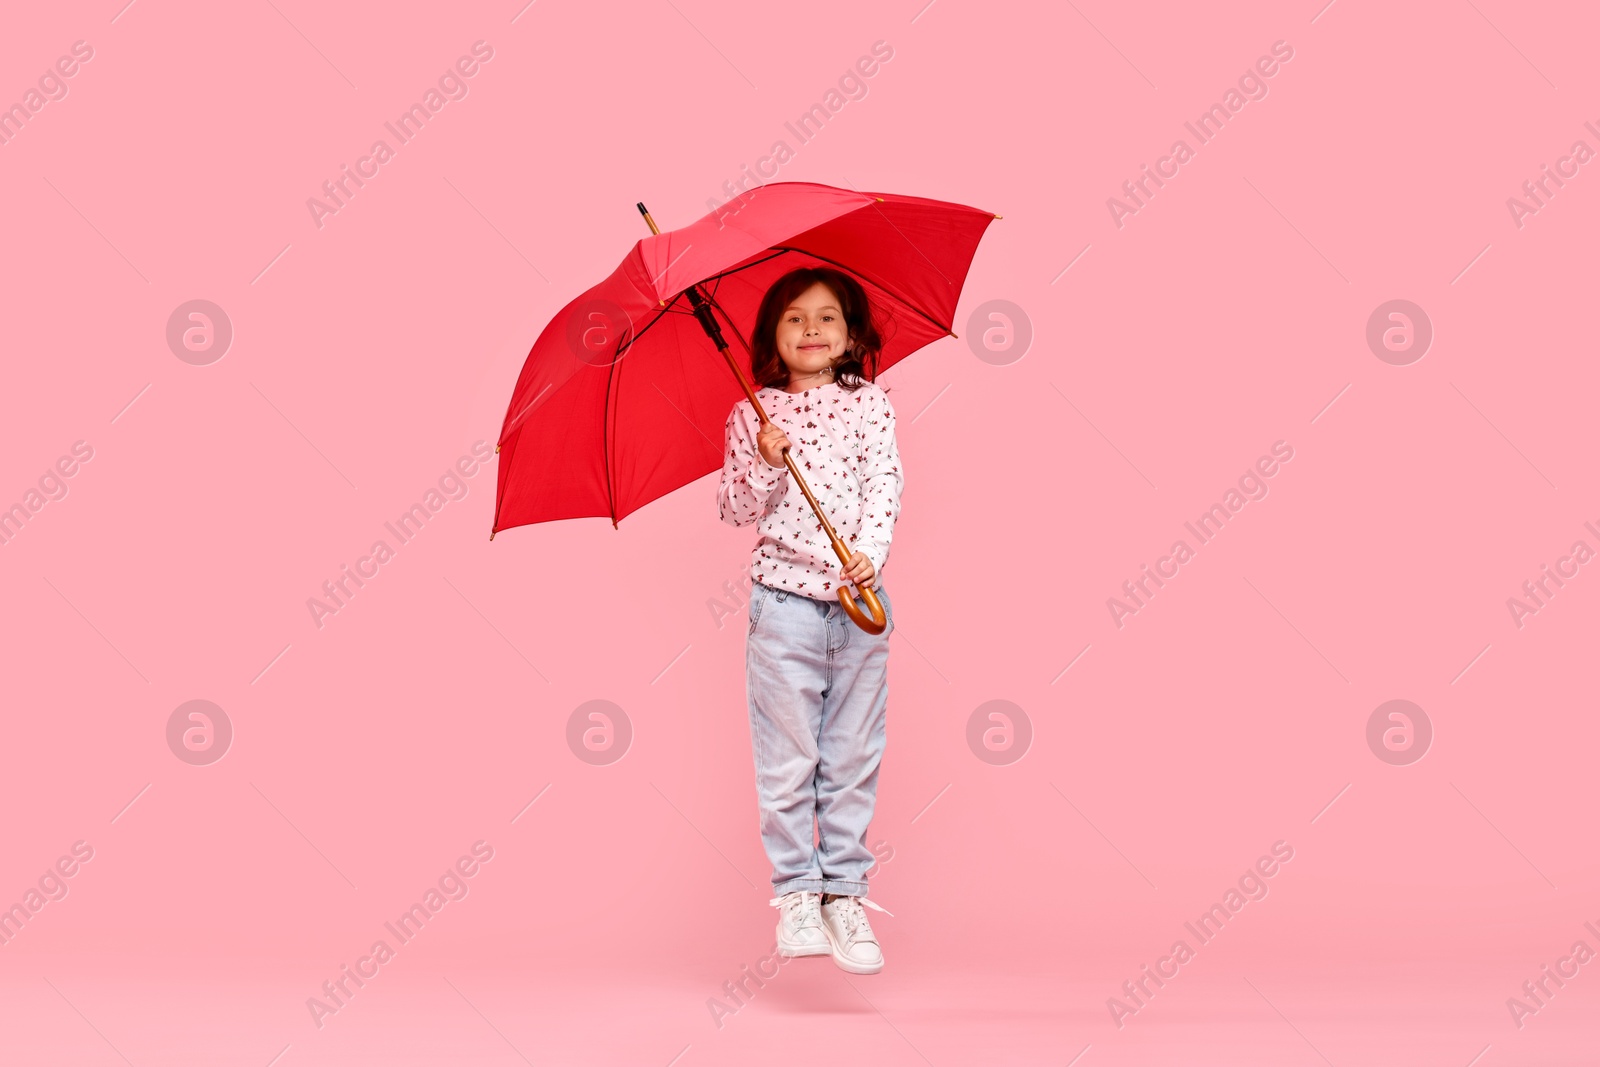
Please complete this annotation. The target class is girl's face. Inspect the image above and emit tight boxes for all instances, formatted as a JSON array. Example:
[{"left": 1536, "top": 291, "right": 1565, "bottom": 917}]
[{"left": 775, "top": 282, "right": 852, "bottom": 381}]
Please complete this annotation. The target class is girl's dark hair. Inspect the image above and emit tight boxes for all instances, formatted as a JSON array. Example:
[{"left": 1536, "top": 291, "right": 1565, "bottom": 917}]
[{"left": 748, "top": 266, "right": 884, "bottom": 393}]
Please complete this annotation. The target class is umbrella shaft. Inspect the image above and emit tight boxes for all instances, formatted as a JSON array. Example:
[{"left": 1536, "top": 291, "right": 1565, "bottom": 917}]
[{"left": 684, "top": 285, "right": 728, "bottom": 352}]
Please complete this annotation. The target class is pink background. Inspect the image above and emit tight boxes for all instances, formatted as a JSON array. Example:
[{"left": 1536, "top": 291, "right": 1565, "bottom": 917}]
[{"left": 3, "top": 0, "right": 1598, "bottom": 1063}]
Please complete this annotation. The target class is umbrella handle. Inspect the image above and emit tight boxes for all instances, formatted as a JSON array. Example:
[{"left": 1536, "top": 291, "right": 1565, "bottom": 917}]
[
  {"left": 829, "top": 537, "right": 888, "bottom": 635},
  {"left": 837, "top": 582, "right": 888, "bottom": 635}
]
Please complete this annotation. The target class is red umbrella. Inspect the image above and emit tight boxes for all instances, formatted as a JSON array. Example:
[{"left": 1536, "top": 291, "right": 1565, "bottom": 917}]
[{"left": 491, "top": 181, "right": 999, "bottom": 632}]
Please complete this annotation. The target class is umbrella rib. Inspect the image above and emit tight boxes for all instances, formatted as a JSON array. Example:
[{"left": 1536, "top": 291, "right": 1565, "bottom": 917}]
[
  {"left": 701, "top": 247, "right": 791, "bottom": 282},
  {"left": 604, "top": 290, "right": 715, "bottom": 527},
  {"left": 770, "top": 245, "right": 955, "bottom": 339},
  {"left": 604, "top": 343, "right": 619, "bottom": 527},
  {"left": 617, "top": 286, "right": 708, "bottom": 358}
]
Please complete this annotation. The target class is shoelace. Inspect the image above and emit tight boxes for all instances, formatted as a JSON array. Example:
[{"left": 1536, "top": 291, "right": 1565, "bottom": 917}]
[
  {"left": 768, "top": 891, "right": 825, "bottom": 932},
  {"left": 826, "top": 895, "right": 893, "bottom": 943}
]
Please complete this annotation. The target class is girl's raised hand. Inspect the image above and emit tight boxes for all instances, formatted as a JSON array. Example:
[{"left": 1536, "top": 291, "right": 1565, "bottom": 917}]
[{"left": 757, "top": 421, "right": 790, "bottom": 469}]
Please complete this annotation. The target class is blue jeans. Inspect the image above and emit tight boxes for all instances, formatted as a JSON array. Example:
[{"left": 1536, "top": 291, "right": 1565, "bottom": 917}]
[{"left": 745, "top": 580, "right": 894, "bottom": 897}]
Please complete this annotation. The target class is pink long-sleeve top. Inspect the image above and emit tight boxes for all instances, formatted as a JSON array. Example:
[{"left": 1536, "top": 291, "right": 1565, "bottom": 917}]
[{"left": 717, "top": 379, "right": 903, "bottom": 599}]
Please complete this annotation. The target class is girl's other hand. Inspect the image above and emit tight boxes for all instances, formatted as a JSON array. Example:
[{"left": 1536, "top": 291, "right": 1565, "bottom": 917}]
[
  {"left": 757, "top": 421, "right": 790, "bottom": 469},
  {"left": 839, "top": 550, "right": 875, "bottom": 588}
]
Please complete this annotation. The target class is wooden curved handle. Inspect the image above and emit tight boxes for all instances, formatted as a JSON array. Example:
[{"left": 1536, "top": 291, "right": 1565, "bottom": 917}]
[{"left": 838, "top": 581, "right": 888, "bottom": 635}]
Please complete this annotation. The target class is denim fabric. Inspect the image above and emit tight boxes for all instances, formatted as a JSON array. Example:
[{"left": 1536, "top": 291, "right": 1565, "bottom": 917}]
[{"left": 745, "top": 580, "right": 894, "bottom": 897}]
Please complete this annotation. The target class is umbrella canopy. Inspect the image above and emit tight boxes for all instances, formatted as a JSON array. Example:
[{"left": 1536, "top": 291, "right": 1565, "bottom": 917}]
[{"left": 491, "top": 181, "right": 998, "bottom": 536}]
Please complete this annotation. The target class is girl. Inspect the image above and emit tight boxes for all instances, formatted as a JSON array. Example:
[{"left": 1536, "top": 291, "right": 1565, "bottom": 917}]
[{"left": 716, "top": 266, "right": 902, "bottom": 976}]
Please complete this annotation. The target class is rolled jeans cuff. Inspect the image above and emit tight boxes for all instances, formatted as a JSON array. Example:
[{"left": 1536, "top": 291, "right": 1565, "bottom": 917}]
[{"left": 771, "top": 877, "right": 871, "bottom": 897}]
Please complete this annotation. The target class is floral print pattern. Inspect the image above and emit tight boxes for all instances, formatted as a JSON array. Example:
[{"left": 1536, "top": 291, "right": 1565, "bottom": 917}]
[{"left": 717, "top": 380, "right": 902, "bottom": 600}]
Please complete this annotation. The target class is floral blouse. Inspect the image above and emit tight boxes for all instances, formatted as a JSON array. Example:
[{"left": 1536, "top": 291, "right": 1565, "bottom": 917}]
[{"left": 717, "top": 379, "right": 902, "bottom": 600}]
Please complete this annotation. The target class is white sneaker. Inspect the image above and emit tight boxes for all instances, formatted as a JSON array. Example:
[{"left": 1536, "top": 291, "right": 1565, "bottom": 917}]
[
  {"left": 769, "top": 891, "right": 830, "bottom": 957},
  {"left": 820, "top": 894, "right": 893, "bottom": 974}
]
